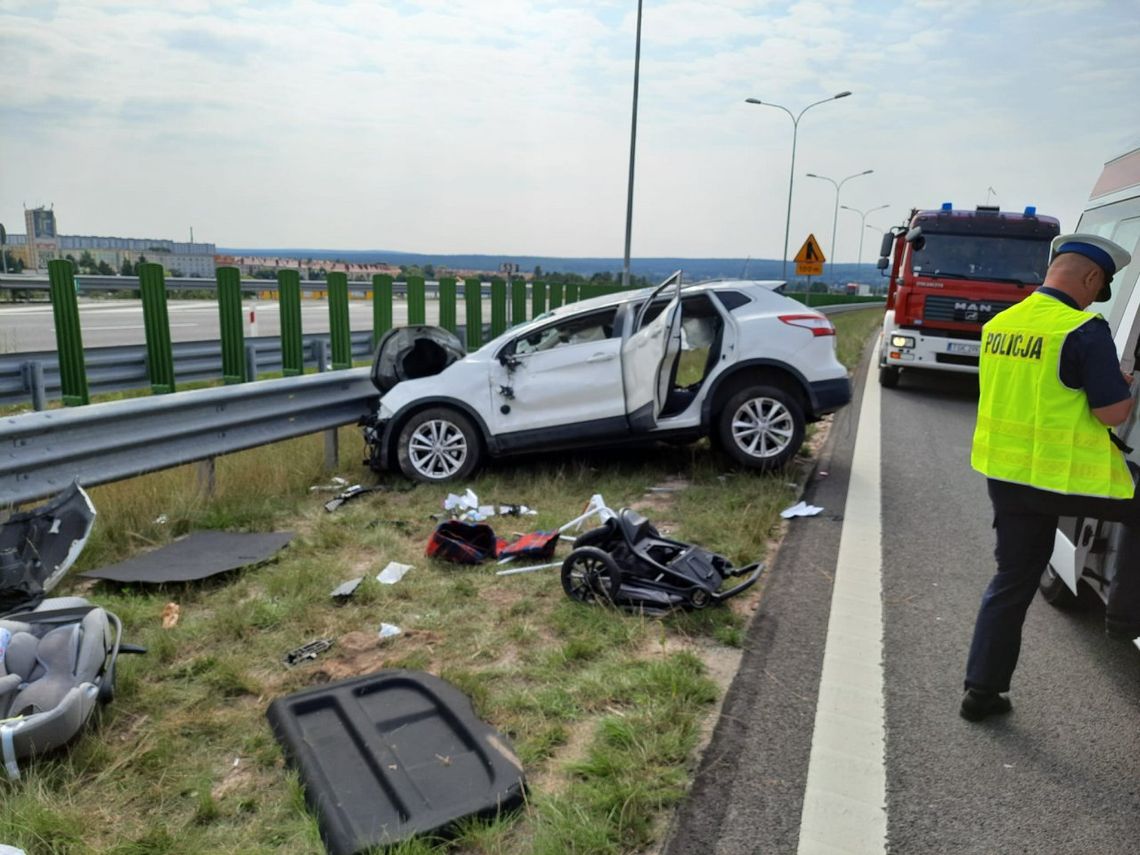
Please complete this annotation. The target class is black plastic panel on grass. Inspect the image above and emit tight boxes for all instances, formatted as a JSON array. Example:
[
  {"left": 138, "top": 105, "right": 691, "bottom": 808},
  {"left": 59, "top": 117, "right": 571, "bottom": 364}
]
[{"left": 267, "top": 670, "right": 526, "bottom": 855}]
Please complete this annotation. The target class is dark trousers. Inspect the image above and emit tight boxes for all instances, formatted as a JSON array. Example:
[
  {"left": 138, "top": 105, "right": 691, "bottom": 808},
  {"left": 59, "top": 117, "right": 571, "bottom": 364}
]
[{"left": 964, "top": 477, "right": 1140, "bottom": 693}]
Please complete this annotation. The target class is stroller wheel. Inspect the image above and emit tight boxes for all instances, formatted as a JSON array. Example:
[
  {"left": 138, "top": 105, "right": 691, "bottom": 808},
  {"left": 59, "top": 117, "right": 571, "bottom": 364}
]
[
  {"left": 688, "top": 589, "right": 712, "bottom": 609},
  {"left": 562, "top": 547, "right": 622, "bottom": 606}
]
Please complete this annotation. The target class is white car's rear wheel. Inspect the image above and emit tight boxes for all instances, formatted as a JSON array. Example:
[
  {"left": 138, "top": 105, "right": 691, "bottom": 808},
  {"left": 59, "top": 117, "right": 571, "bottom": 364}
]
[
  {"left": 717, "top": 385, "right": 805, "bottom": 471},
  {"left": 1039, "top": 564, "right": 1080, "bottom": 610},
  {"left": 396, "top": 408, "right": 482, "bottom": 483}
]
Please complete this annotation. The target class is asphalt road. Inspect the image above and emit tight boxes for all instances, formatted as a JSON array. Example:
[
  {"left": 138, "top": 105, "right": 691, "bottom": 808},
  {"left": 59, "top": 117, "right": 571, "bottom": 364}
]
[
  {"left": 0, "top": 298, "right": 433, "bottom": 350},
  {"left": 665, "top": 351, "right": 1140, "bottom": 854}
]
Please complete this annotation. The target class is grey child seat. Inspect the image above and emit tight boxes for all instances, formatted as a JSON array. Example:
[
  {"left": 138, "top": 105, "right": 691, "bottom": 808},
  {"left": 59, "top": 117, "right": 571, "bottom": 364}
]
[{"left": 0, "top": 596, "right": 124, "bottom": 780}]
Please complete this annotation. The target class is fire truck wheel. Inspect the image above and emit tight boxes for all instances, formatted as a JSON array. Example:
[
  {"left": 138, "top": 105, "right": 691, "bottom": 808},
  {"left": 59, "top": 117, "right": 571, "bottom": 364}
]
[
  {"left": 879, "top": 365, "right": 900, "bottom": 388},
  {"left": 716, "top": 385, "right": 805, "bottom": 471},
  {"left": 1039, "top": 565, "right": 1080, "bottom": 610}
]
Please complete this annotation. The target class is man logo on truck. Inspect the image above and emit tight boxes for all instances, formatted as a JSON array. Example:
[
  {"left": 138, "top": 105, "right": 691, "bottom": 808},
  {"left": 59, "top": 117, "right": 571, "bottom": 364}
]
[
  {"left": 955, "top": 301, "right": 993, "bottom": 322},
  {"left": 983, "top": 330, "right": 1044, "bottom": 361}
]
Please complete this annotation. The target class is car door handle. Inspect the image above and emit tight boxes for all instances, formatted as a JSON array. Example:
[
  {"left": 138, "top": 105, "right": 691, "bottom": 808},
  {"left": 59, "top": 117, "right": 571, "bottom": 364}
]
[{"left": 587, "top": 353, "right": 615, "bottom": 363}]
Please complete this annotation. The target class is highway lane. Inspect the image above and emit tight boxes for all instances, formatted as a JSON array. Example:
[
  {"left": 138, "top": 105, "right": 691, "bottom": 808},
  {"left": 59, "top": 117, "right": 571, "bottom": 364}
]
[
  {"left": 667, "top": 354, "right": 1140, "bottom": 854},
  {"left": 0, "top": 298, "right": 437, "bottom": 350},
  {"left": 882, "top": 369, "right": 1140, "bottom": 853}
]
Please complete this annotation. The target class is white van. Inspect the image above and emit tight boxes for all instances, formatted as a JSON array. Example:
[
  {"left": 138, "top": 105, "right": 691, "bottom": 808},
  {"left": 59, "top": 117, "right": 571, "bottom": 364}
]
[{"left": 1044, "top": 146, "right": 1140, "bottom": 649}]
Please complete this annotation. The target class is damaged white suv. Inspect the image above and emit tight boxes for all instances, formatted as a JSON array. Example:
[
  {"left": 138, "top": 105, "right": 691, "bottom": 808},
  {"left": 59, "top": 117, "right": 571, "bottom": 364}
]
[{"left": 361, "top": 272, "right": 852, "bottom": 483}]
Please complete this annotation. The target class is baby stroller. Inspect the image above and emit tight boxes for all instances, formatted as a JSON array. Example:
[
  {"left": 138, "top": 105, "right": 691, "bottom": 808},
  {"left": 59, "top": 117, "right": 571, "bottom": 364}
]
[{"left": 561, "top": 508, "right": 764, "bottom": 613}]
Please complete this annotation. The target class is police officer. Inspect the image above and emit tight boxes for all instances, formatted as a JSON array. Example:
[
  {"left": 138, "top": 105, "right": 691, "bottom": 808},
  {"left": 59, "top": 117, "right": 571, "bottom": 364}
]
[{"left": 963, "top": 232, "right": 1137, "bottom": 722}]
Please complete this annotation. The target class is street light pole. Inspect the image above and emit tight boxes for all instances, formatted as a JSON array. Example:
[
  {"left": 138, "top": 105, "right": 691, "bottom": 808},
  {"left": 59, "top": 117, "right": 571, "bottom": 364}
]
[
  {"left": 806, "top": 169, "right": 872, "bottom": 284},
  {"left": 745, "top": 91, "right": 852, "bottom": 281},
  {"left": 621, "top": 0, "right": 644, "bottom": 290},
  {"left": 841, "top": 203, "right": 890, "bottom": 279}
]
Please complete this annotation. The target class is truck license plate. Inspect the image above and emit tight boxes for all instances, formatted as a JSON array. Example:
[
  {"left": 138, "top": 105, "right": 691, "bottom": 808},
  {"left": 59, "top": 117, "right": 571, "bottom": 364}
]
[{"left": 947, "top": 342, "right": 980, "bottom": 356}]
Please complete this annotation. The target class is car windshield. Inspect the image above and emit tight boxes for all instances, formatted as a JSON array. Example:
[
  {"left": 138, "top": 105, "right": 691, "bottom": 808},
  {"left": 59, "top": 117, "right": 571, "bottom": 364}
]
[{"left": 909, "top": 234, "right": 1050, "bottom": 285}]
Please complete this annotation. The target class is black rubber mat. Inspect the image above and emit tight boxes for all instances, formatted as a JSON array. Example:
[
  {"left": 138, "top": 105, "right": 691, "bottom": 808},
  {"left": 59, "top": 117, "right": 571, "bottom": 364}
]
[
  {"left": 267, "top": 670, "right": 525, "bottom": 855},
  {"left": 80, "top": 531, "right": 293, "bottom": 583}
]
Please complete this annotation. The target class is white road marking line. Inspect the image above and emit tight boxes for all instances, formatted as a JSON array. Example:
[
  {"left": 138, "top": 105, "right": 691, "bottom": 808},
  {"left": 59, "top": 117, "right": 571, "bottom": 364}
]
[
  {"left": 797, "top": 364, "right": 887, "bottom": 855},
  {"left": 96, "top": 323, "right": 200, "bottom": 330}
]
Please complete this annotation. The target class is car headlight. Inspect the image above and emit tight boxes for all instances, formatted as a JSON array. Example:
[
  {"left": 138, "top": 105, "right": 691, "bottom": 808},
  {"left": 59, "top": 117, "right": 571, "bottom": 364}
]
[{"left": 890, "top": 334, "right": 915, "bottom": 349}]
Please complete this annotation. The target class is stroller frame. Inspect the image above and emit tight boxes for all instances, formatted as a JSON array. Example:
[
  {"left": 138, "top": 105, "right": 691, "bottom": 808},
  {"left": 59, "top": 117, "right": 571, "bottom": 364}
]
[{"left": 561, "top": 508, "right": 764, "bottom": 613}]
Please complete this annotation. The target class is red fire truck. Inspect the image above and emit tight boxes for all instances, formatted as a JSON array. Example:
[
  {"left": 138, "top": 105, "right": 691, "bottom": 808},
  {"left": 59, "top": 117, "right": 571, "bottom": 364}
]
[{"left": 876, "top": 204, "right": 1061, "bottom": 387}]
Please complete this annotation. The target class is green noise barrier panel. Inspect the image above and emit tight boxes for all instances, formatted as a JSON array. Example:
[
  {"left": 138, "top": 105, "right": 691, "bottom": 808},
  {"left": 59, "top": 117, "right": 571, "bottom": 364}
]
[
  {"left": 464, "top": 279, "right": 482, "bottom": 351},
  {"left": 532, "top": 281, "right": 547, "bottom": 317},
  {"left": 490, "top": 278, "right": 507, "bottom": 338},
  {"left": 549, "top": 282, "right": 563, "bottom": 310},
  {"left": 138, "top": 263, "right": 176, "bottom": 394},
  {"left": 216, "top": 266, "right": 246, "bottom": 384},
  {"left": 438, "top": 277, "right": 458, "bottom": 333},
  {"left": 46, "top": 260, "right": 90, "bottom": 406},
  {"left": 372, "top": 274, "right": 394, "bottom": 341},
  {"left": 277, "top": 269, "right": 304, "bottom": 376},
  {"left": 511, "top": 280, "right": 527, "bottom": 326},
  {"left": 407, "top": 276, "right": 426, "bottom": 326},
  {"left": 327, "top": 272, "right": 352, "bottom": 370},
  {"left": 564, "top": 283, "right": 579, "bottom": 304}
]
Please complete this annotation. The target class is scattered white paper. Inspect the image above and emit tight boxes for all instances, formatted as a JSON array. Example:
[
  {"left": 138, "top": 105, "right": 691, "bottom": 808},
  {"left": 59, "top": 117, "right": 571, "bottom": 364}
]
[
  {"left": 376, "top": 561, "right": 413, "bottom": 585},
  {"left": 444, "top": 489, "right": 479, "bottom": 512},
  {"left": 499, "top": 504, "right": 537, "bottom": 516},
  {"left": 152, "top": 514, "right": 168, "bottom": 525},
  {"left": 379, "top": 623, "right": 402, "bottom": 639},
  {"left": 780, "top": 500, "right": 824, "bottom": 519}
]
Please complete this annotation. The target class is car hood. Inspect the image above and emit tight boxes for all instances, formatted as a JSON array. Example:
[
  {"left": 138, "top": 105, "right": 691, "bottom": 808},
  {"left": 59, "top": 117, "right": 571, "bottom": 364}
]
[{"left": 370, "top": 326, "right": 466, "bottom": 393}]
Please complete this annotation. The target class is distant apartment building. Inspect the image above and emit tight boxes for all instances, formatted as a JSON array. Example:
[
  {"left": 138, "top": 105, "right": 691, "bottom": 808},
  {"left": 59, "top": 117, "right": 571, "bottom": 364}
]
[{"left": 4, "top": 207, "right": 216, "bottom": 276}]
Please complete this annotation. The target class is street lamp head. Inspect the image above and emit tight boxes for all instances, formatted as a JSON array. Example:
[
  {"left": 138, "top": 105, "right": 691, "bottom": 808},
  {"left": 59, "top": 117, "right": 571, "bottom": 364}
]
[
  {"left": 860, "top": 169, "right": 874, "bottom": 176},
  {"left": 806, "top": 172, "right": 820, "bottom": 178},
  {"left": 840, "top": 204, "right": 855, "bottom": 212},
  {"left": 745, "top": 97, "right": 764, "bottom": 104},
  {"left": 833, "top": 91, "right": 852, "bottom": 99}
]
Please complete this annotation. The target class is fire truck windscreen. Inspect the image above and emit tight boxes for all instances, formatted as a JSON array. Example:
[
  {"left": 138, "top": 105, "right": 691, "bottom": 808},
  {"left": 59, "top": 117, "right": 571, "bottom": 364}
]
[{"left": 909, "top": 234, "right": 1051, "bottom": 285}]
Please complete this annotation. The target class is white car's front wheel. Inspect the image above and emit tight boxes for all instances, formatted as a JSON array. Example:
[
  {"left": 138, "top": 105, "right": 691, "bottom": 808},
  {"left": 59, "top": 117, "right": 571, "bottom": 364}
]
[
  {"left": 396, "top": 407, "right": 482, "bottom": 483},
  {"left": 716, "top": 385, "right": 805, "bottom": 471}
]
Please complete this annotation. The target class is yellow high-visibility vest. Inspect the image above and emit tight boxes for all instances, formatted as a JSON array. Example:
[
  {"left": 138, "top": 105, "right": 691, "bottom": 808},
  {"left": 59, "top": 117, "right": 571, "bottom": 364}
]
[{"left": 971, "top": 290, "right": 1134, "bottom": 498}]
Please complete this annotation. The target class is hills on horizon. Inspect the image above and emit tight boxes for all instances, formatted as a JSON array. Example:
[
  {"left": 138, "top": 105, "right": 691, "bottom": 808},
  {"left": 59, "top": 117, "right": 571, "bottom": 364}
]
[{"left": 217, "top": 247, "right": 885, "bottom": 284}]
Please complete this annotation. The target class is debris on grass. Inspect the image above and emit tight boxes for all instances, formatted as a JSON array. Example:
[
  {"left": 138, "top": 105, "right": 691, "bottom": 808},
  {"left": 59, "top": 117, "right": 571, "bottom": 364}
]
[
  {"left": 161, "top": 602, "right": 180, "bottom": 629},
  {"left": 377, "top": 561, "right": 413, "bottom": 585},
  {"left": 284, "top": 638, "right": 334, "bottom": 667},
  {"left": 780, "top": 500, "right": 824, "bottom": 519}
]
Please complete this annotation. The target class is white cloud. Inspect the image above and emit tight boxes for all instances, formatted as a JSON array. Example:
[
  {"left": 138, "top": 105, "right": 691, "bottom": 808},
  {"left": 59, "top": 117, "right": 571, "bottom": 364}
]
[{"left": 1, "top": 0, "right": 1138, "bottom": 260}]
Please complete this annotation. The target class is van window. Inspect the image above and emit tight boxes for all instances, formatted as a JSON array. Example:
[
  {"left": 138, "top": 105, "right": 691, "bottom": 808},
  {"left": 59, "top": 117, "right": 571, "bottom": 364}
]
[{"left": 1079, "top": 203, "right": 1140, "bottom": 332}]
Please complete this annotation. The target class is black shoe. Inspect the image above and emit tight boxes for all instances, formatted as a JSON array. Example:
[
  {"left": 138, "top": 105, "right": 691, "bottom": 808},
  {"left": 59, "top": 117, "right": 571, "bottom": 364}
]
[
  {"left": 959, "top": 689, "right": 1012, "bottom": 722},
  {"left": 1105, "top": 616, "right": 1140, "bottom": 641}
]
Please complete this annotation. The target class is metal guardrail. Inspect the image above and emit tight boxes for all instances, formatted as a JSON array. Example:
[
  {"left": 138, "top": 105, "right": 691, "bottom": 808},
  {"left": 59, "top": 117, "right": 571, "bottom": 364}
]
[
  {"left": 0, "top": 369, "right": 377, "bottom": 506},
  {"left": 0, "top": 331, "right": 377, "bottom": 409}
]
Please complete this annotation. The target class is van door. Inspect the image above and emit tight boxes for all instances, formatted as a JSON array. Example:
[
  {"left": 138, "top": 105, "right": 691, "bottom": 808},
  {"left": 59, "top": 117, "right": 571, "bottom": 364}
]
[{"left": 622, "top": 271, "right": 683, "bottom": 431}]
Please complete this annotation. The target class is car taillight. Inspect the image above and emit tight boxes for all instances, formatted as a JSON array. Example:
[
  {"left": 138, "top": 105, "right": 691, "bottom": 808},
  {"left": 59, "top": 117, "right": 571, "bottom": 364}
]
[{"left": 778, "top": 314, "right": 836, "bottom": 336}]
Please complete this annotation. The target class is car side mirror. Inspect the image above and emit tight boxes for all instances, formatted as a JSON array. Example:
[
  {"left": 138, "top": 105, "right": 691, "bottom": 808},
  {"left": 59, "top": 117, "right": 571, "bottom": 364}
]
[
  {"left": 876, "top": 257, "right": 889, "bottom": 270},
  {"left": 879, "top": 232, "right": 894, "bottom": 258}
]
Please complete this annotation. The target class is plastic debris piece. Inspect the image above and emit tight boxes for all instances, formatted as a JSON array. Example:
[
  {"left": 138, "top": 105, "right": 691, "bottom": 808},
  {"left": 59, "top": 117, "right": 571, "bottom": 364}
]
[
  {"left": 499, "top": 504, "right": 537, "bottom": 516},
  {"left": 780, "top": 501, "right": 824, "bottom": 519},
  {"left": 310, "top": 476, "right": 350, "bottom": 493},
  {"left": 284, "top": 638, "right": 334, "bottom": 666},
  {"left": 559, "top": 494, "right": 616, "bottom": 534},
  {"left": 443, "top": 489, "right": 479, "bottom": 512},
  {"left": 378, "top": 623, "right": 401, "bottom": 639},
  {"left": 324, "top": 485, "right": 384, "bottom": 512},
  {"left": 161, "top": 602, "right": 180, "bottom": 629},
  {"left": 330, "top": 577, "right": 365, "bottom": 599},
  {"left": 376, "top": 562, "right": 413, "bottom": 585},
  {"left": 496, "top": 561, "right": 561, "bottom": 576},
  {"left": 153, "top": 514, "right": 168, "bottom": 525}
]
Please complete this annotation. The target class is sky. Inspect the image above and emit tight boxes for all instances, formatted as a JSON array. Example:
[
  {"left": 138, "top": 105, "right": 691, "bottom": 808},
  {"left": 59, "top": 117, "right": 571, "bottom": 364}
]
[{"left": 3, "top": 0, "right": 1140, "bottom": 263}]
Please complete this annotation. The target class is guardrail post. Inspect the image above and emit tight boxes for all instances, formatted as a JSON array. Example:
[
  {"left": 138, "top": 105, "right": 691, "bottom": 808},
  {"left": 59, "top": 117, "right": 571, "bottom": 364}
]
[
  {"left": 532, "top": 281, "right": 547, "bottom": 317},
  {"left": 438, "top": 277, "right": 457, "bottom": 333},
  {"left": 277, "top": 269, "right": 304, "bottom": 376},
  {"left": 407, "top": 276, "right": 426, "bottom": 326},
  {"left": 549, "top": 282, "right": 563, "bottom": 310},
  {"left": 47, "top": 259, "right": 90, "bottom": 406},
  {"left": 216, "top": 266, "right": 246, "bottom": 384},
  {"left": 464, "top": 278, "right": 482, "bottom": 351},
  {"left": 245, "top": 341, "right": 259, "bottom": 382},
  {"left": 565, "top": 283, "right": 579, "bottom": 304},
  {"left": 372, "top": 274, "right": 393, "bottom": 344},
  {"left": 511, "top": 280, "right": 527, "bottom": 326},
  {"left": 314, "top": 338, "right": 330, "bottom": 371},
  {"left": 25, "top": 361, "right": 46, "bottom": 411},
  {"left": 324, "top": 427, "right": 339, "bottom": 470},
  {"left": 197, "top": 457, "right": 216, "bottom": 497},
  {"left": 138, "top": 263, "right": 176, "bottom": 395},
  {"left": 490, "top": 278, "right": 507, "bottom": 338},
  {"left": 327, "top": 272, "right": 352, "bottom": 370}
]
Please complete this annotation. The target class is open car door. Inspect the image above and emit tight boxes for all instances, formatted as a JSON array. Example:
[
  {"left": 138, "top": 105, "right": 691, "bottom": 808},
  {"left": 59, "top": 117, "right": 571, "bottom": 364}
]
[{"left": 622, "top": 271, "right": 683, "bottom": 432}]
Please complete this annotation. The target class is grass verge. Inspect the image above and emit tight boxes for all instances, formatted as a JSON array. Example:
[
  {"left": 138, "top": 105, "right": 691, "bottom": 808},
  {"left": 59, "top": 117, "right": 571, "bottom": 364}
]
[{"left": 0, "top": 311, "right": 879, "bottom": 854}]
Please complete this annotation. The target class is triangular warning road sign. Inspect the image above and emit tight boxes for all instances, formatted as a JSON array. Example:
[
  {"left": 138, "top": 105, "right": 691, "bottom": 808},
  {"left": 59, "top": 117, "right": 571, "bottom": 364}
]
[{"left": 794, "top": 234, "right": 826, "bottom": 264}]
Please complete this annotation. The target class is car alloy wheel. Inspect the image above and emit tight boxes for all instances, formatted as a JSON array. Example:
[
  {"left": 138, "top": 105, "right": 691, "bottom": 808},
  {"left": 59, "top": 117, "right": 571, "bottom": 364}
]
[
  {"left": 408, "top": 419, "right": 467, "bottom": 478},
  {"left": 716, "top": 384, "right": 805, "bottom": 471},
  {"left": 732, "top": 396, "right": 795, "bottom": 459},
  {"left": 396, "top": 407, "right": 482, "bottom": 483}
]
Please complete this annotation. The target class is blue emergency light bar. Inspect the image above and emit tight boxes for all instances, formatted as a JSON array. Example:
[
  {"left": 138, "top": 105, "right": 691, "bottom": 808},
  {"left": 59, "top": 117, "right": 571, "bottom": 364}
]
[{"left": 1024, "top": 206, "right": 1037, "bottom": 216}]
